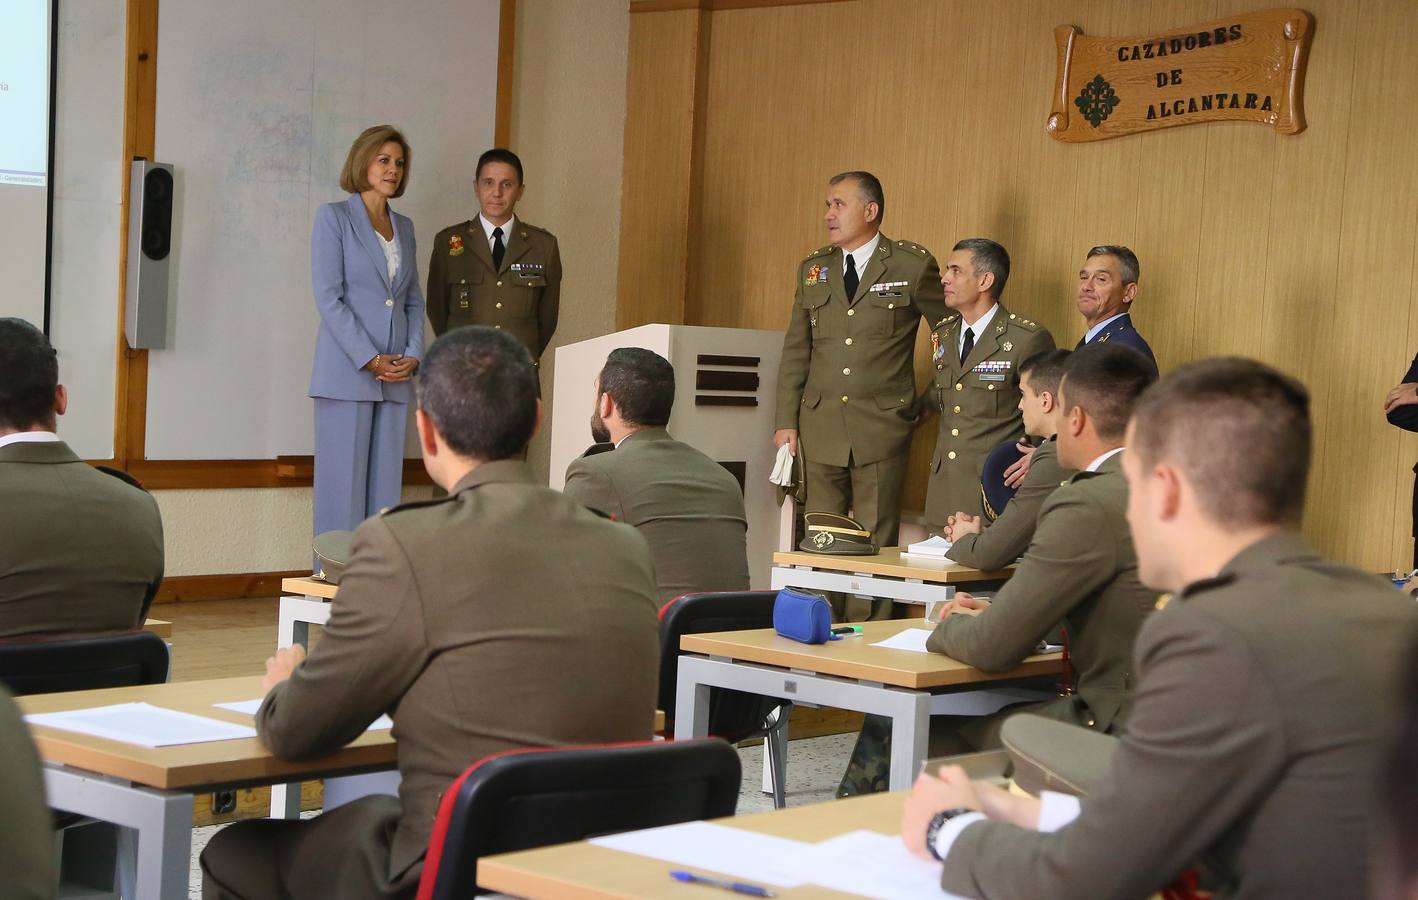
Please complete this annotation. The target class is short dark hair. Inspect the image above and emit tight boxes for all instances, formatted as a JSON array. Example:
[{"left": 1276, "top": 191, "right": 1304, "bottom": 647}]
[
  {"left": 416, "top": 326, "right": 538, "bottom": 461},
  {"left": 1129, "top": 357, "right": 1310, "bottom": 528},
  {"left": 952, "top": 238, "right": 1010, "bottom": 298},
  {"left": 0, "top": 318, "right": 59, "bottom": 431},
  {"left": 476, "top": 148, "right": 524, "bottom": 184},
  {"left": 598, "top": 347, "right": 675, "bottom": 427},
  {"left": 1059, "top": 343, "right": 1157, "bottom": 442},
  {"left": 1086, "top": 245, "right": 1140, "bottom": 286},
  {"left": 829, "top": 171, "right": 885, "bottom": 224},
  {"left": 1019, "top": 349, "right": 1070, "bottom": 397}
]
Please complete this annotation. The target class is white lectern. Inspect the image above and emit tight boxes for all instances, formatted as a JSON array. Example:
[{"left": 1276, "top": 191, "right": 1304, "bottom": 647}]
[{"left": 550, "top": 324, "right": 787, "bottom": 589}]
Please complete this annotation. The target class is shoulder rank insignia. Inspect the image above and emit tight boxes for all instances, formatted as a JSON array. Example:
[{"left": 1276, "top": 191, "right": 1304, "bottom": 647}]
[{"left": 1002, "top": 340, "right": 1013, "bottom": 352}]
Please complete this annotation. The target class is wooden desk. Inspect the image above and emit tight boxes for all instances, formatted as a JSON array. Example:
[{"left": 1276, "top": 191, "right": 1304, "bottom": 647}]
[
  {"left": 677, "top": 621, "right": 1062, "bottom": 791},
  {"left": 18, "top": 676, "right": 397, "bottom": 900},
  {"left": 143, "top": 617, "right": 173, "bottom": 639},
  {"left": 771, "top": 548, "right": 1011, "bottom": 606},
  {"left": 480, "top": 791, "right": 908, "bottom": 898}
]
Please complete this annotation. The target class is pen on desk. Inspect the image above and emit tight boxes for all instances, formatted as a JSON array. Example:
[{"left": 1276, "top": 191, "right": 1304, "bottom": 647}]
[
  {"left": 830, "top": 625, "right": 864, "bottom": 636},
  {"left": 669, "top": 870, "right": 777, "bottom": 897}
]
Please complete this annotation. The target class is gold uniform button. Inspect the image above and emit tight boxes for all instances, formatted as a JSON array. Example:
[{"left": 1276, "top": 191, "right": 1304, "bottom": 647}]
[
  {"left": 496, "top": 280, "right": 504, "bottom": 287},
  {"left": 936, "top": 364, "right": 943, "bottom": 370},
  {"left": 845, "top": 338, "right": 854, "bottom": 346},
  {"left": 954, "top": 383, "right": 963, "bottom": 392},
  {"left": 494, "top": 325, "right": 502, "bottom": 329},
  {"left": 385, "top": 299, "right": 393, "bottom": 307},
  {"left": 1155, "top": 593, "right": 1172, "bottom": 611},
  {"left": 951, "top": 428, "right": 959, "bottom": 436},
  {"left": 841, "top": 395, "right": 849, "bottom": 403},
  {"left": 947, "top": 451, "right": 957, "bottom": 460},
  {"left": 887, "top": 303, "right": 895, "bottom": 309},
  {"left": 496, "top": 302, "right": 503, "bottom": 309},
  {"left": 460, "top": 278, "right": 466, "bottom": 284},
  {"left": 953, "top": 405, "right": 962, "bottom": 413},
  {"left": 847, "top": 309, "right": 856, "bottom": 317},
  {"left": 842, "top": 367, "right": 851, "bottom": 375},
  {"left": 987, "top": 384, "right": 996, "bottom": 391}
]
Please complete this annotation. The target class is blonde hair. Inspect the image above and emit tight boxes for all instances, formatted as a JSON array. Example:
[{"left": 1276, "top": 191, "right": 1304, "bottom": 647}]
[{"left": 339, "top": 125, "right": 411, "bottom": 198}]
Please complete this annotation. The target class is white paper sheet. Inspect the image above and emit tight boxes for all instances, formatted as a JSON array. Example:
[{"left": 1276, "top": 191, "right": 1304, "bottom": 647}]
[
  {"left": 590, "top": 821, "right": 807, "bottom": 888},
  {"left": 25, "top": 703, "right": 257, "bottom": 747},
  {"left": 782, "top": 830, "right": 969, "bottom": 900},
  {"left": 214, "top": 699, "right": 393, "bottom": 731},
  {"left": 904, "top": 535, "right": 953, "bottom": 557},
  {"left": 870, "top": 628, "right": 936, "bottom": 653}
]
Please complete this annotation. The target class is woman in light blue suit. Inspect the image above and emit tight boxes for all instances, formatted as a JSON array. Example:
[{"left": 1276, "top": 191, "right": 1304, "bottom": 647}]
[{"left": 310, "top": 125, "right": 425, "bottom": 539}]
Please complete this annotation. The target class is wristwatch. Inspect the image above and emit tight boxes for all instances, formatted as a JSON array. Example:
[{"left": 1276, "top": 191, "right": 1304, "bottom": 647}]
[{"left": 925, "top": 807, "right": 977, "bottom": 861}]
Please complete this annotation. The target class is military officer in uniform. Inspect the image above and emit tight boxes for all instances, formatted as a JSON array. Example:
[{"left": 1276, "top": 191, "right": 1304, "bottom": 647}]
[
  {"left": 426, "top": 148, "right": 561, "bottom": 360},
  {"left": 924, "top": 239, "right": 1054, "bottom": 531},
  {"left": 1075, "top": 244, "right": 1156, "bottom": 374},
  {"left": 774, "top": 171, "right": 946, "bottom": 562}
]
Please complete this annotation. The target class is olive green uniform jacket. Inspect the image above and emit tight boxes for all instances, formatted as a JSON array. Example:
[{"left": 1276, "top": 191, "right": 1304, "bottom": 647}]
[
  {"left": 563, "top": 427, "right": 749, "bottom": 606},
  {"left": 928, "top": 453, "right": 1154, "bottom": 735},
  {"left": 774, "top": 235, "right": 946, "bottom": 468},
  {"left": 924, "top": 307, "right": 1054, "bottom": 524},
  {"left": 941, "top": 532, "right": 1418, "bottom": 900},
  {"left": 426, "top": 218, "right": 561, "bottom": 357},
  {"left": 0, "top": 440, "right": 163, "bottom": 639},
  {"left": 946, "top": 438, "right": 1073, "bottom": 571}
]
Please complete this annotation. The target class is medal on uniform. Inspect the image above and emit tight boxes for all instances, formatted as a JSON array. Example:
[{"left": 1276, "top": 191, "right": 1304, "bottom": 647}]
[
  {"left": 448, "top": 234, "right": 464, "bottom": 256},
  {"left": 931, "top": 331, "right": 943, "bottom": 361},
  {"left": 804, "top": 264, "right": 821, "bottom": 287}
]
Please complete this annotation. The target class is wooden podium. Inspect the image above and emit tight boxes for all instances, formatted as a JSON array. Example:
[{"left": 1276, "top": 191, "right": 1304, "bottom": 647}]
[{"left": 549, "top": 324, "right": 788, "bottom": 588}]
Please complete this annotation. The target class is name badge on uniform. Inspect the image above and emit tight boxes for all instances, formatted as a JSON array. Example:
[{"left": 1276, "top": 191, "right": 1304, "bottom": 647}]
[{"left": 974, "top": 360, "right": 1011, "bottom": 382}]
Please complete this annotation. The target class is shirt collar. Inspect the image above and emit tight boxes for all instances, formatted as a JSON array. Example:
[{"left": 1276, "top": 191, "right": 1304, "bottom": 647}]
[
  {"left": 0, "top": 431, "right": 61, "bottom": 450},
  {"left": 1085, "top": 446, "right": 1124, "bottom": 472},
  {"left": 479, "top": 213, "right": 516, "bottom": 244},
  {"left": 1084, "top": 312, "right": 1129, "bottom": 344},
  {"left": 959, "top": 303, "right": 1000, "bottom": 351},
  {"left": 841, "top": 232, "right": 881, "bottom": 274}
]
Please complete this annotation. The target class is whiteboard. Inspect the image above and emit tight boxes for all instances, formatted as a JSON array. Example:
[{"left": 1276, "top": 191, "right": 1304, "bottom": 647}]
[{"left": 145, "top": 0, "right": 500, "bottom": 459}]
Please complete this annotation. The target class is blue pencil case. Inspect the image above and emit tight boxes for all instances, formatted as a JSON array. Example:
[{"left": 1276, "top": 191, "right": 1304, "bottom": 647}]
[{"left": 773, "top": 588, "right": 841, "bottom": 644}]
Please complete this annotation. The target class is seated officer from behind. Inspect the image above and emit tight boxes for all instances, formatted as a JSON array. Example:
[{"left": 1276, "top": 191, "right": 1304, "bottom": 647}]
[
  {"left": 201, "top": 327, "right": 661, "bottom": 900},
  {"left": 946, "top": 349, "right": 1075, "bottom": 571},
  {"left": 0, "top": 317, "right": 163, "bottom": 638},
  {"left": 904, "top": 357, "right": 1418, "bottom": 900},
  {"left": 563, "top": 347, "right": 749, "bottom": 606},
  {"left": 839, "top": 345, "right": 1157, "bottom": 796}
]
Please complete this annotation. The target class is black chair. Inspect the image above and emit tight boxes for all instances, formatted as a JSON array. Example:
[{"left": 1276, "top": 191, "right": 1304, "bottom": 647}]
[
  {"left": 658, "top": 590, "right": 793, "bottom": 808},
  {"left": 414, "top": 738, "right": 741, "bottom": 900},
  {"left": 0, "top": 631, "right": 170, "bottom": 696}
]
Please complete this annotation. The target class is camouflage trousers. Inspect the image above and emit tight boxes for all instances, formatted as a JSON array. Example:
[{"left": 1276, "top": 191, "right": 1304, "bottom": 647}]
[{"left": 836, "top": 707, "right": 1030, "bottom": 798}]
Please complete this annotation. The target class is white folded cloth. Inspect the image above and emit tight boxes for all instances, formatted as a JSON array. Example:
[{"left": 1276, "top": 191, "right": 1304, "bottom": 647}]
[{"left": 769, "top": 442, "right": 796, "bottom": 487}]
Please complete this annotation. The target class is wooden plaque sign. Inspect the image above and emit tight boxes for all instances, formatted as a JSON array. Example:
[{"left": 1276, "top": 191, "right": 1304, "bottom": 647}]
[{"left": 1048, "top": 8, "right": 1314, "bottom": 143}]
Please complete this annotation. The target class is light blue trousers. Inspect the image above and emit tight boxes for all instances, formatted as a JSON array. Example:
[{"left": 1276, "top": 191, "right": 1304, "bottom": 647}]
[{"left": 313, "top": 397, "right": 407, "bottom": 537}]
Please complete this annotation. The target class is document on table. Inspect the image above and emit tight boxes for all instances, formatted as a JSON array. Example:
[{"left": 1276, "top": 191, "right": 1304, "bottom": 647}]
[
  {"left": 214, "top": 699, "right": 393, "bottom": 731},
  {"left": 870, "top": 628, "right": 935, "bottom": 653},
  {"left": 781, "top": 830, "right": 969, "bottom": 900},
  {"left": 25, "top": 703, "right": 257, "bottom": 747},
  {"left": 903, "top": 535, "right": 953, "bottom": 558},
  {"left": 591, "top": 821, "right": 807, "bottom": 887}
]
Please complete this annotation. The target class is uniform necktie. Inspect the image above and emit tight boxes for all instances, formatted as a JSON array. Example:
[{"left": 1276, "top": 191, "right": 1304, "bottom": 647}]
[
  {"left": 843, "top": 254, "right": 859, "bottom": 299},
  {"left": 960, "top": 325, "right": 975, "bottom": 365},
  {"left": 492, "top": 226, "right": 505, "bottom": 271}
]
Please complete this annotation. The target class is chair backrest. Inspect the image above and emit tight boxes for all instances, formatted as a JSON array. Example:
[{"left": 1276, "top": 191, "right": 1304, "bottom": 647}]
[
  {"left": 0, "top": 631, "right": 170, "bottom": 696},
  {"left": 657, "top": 591, "right": 777, "bottom": 728},
  {"left": 416, "top": 738, "right": 741, "bottom": 900}
]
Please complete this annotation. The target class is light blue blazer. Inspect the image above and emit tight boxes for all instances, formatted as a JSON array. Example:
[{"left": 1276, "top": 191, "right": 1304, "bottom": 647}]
[{"left": 308, "top": 193, "right": 426, "bottom": 403}]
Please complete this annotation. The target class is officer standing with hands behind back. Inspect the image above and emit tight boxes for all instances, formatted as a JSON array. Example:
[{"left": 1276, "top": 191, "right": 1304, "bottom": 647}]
[{"left": 427, "top": 149, "right": 562, "bottom": 361}]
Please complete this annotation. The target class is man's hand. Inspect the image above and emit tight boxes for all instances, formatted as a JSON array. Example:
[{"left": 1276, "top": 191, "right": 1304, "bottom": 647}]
[
  {"left": 1385, "top": 382, "right": 1418, "bottom": 413},
  {"left": 378, "top": 355, "right": 419, "bottom": 383},
  {"left": 901, "top": 766, "right": 982, "bottom": 861},
  {"left": 947, "top": 592, "right": 991, "bottom": 617},
  {"left": 973, "top": 779, "right": 1043, "bottom": 829},
  {"left": 773, "top": 428, "right": 799, "bottom": 456},
  {"left": 946, "top": 512, "right": 982, "bottom": 541},
  {"left": 1003, "top": 442, "right": 1036, "bottom": 489},
  {"left": 262, "top": 645, "right": 306, "bottom": 692}
]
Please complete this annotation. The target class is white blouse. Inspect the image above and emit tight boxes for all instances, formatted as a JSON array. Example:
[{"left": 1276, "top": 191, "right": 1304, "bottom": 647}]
[{"left": 377, "top": 230, "right": 399, "bottom": 282}]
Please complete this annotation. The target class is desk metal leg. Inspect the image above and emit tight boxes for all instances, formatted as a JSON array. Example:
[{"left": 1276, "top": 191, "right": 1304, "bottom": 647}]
[
  {"left": 672, "top": 657, "right": 712, "bottom": 741},
  {"left": 273, "top": 595, "right": 319, "bottom": 817},
  {"left": 886, "top": 690, "right": 932, "bottom": 791},
  {"left": 45, "top": 767, "right": 192, "bottom": 900}
]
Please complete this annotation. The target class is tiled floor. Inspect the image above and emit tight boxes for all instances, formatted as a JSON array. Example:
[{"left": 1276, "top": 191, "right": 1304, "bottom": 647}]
[{"left": 184, "top": 733, "right": 856, "bottom": 898}]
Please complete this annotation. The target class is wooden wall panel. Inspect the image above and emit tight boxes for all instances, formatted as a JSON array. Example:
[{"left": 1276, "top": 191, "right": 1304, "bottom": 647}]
[
  {"left": 617, "top": 9, "right": 703, "bottom": 329},
  {"left": 624, "top": 0, "right": 1418, "bottom": 570}
]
